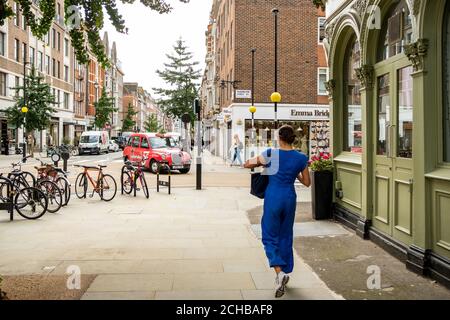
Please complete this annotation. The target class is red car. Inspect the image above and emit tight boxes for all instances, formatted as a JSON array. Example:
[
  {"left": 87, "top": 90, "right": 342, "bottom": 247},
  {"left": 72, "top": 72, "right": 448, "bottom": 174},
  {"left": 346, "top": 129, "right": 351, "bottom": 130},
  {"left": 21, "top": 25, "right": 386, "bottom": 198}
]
[{"left": 123, "top": 133, "right": 192, "bottom": 174}]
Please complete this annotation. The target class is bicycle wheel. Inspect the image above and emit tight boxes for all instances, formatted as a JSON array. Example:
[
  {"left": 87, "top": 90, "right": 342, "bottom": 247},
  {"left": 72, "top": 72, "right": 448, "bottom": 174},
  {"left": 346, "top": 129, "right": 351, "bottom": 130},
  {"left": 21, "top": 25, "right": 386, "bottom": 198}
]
[
  {"left": 0, "top": 178, "right": 13, "bottom": 203},
  {"left": 56, "top": 176, "right": 71, "bottom": 206},
  {"left": 14, "top": 187, "right": 48, "bottom": 220},
  {"left": 21, "top": 171, "right": 36, "bottom": 188},
  {"left": 99, "top": 174, "right": 117, "bottom": 202},
  {"left": 37, "top": 180, "right": 63, "bottom": 213},
  {"left": 121, "top": 171, "right": 133, "bottom": 195},
  {"left": 75, "top": 173, "right": 88, "bottom": 199},
  {"left": 140, "top": 173, "right": 149, "bottom": 199}
]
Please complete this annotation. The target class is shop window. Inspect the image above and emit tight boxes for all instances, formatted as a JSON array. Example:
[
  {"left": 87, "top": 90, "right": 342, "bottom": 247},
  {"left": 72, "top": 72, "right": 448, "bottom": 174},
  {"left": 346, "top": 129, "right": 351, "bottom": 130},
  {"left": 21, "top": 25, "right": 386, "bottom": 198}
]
[
  {"left": 377, "top": 1, "right": 412, "bottom": 62},
  {"left": 444, "top": 3, "right": 450, "bottom": 162},
  {"left": 377, "top": 74, "right": 391, "bottom": 156},
  {"left": 343, "top": 36, "right": 362, "bottom": 153},
  {"left": 397, "top": 66, "right": 413, "bottom": 158}
]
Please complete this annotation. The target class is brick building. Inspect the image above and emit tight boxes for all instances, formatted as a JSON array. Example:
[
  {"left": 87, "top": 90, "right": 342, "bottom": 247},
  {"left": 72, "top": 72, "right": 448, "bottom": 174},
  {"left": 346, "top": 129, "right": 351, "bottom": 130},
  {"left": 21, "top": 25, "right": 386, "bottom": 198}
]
[
  {"left": 0, "top": 0, "right": 75, "bottom": 153},
  {"left": 202, "top": 0, "right": 329, "bottom": 160}
]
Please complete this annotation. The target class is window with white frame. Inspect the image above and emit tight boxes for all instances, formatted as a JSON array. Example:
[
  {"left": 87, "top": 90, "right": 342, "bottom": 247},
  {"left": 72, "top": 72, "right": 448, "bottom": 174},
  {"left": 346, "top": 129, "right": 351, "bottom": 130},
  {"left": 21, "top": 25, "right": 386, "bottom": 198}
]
[
  {"left": 13, "top": 2, "right": 19, "bottom": 27},
  {"left": 318, "top": 17, "right": 326, "bottom": 43},
  {"left": 64, "top": 65, "right": 69, "bottom": 82},
  {"left": 14, "top": 39, "right": 19, "bottom": 61},
  {"left": 0, "top": 32, "right": 5, "bottom": 56},
  {"left": 64, "top": 92, "right": 69, "bottom": 109},
  {"left": 0, "top": 72, "right": 7, "bottom": 96},
  {"left": 318, "top": 68, "right": 329, "bottom": 96}
]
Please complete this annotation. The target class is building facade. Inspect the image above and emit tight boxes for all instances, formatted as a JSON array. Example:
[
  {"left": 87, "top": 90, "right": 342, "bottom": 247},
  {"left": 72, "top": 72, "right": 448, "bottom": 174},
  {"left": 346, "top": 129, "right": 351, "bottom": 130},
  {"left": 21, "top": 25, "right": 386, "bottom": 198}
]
[
  {"left": 123, "top": 83, "right": 162, "bottom": 133},
  {"left": 0, "top": 0, "right": 75, "bottom": 152},
  {"left": 0, "top": 2, "right": 127, "bottom": 151},
  {"left": 203, "top": 0, "right": 330, "bottom": 161},
  {"left": 323, "top": 0, "right": 450, "bottom": 287}
]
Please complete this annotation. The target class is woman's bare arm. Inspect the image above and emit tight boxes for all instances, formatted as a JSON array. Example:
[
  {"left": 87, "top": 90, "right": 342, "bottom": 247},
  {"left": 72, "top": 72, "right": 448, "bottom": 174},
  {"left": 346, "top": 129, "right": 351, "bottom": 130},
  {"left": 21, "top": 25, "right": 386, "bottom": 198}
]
[
  {"left": 297, "top": 167, "right": 311, "bottom": 187},
  {"left": 244, "top": 155, "right": 265, "bottom": 169}
]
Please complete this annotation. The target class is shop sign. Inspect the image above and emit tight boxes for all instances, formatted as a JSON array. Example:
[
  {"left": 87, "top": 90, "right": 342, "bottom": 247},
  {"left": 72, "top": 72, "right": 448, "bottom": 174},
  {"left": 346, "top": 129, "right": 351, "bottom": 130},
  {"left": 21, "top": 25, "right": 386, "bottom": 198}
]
[
  {"left": 290, "top": 108, "right": 330, "bottom": 119},
  {"left": 235, "top": 90, "right": 252, "bottom": 99}
]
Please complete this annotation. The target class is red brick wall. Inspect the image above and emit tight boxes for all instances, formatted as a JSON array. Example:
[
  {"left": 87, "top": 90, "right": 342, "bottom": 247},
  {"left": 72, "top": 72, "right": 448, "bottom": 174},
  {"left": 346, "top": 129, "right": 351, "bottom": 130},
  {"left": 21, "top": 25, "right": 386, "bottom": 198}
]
[{"left": 232, "top": 0, "right": 326, "bottom": 106}]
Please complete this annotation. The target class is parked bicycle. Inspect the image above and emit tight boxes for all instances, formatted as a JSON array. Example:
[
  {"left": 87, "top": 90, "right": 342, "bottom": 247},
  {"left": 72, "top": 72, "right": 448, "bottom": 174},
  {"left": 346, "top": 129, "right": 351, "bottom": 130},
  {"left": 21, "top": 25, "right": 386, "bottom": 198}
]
[
  {"left": 47, "top": 144, "right": 78, "bottom": 158},
  {"left": 4, "top": 157, "right": 63, "bottom": 214},
  {"left": 34, "top": 158, "right": 71, "bottom": 207},
  {"left": 74, "top": 165, "right": 117, "bottom": 201},
  {"left": 121, "top": 156, "right": 149, "bottom": 198},
  {"left": 0, "top": 163, "right": 49, "bottom": 220}
]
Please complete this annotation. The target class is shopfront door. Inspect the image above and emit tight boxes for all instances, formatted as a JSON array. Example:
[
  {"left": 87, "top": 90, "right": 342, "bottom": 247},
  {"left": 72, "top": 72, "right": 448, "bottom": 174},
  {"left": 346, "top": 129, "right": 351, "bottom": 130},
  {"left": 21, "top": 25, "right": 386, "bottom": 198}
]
[{"left": 373, "top": 60, "right": 414, "bottom": 245}]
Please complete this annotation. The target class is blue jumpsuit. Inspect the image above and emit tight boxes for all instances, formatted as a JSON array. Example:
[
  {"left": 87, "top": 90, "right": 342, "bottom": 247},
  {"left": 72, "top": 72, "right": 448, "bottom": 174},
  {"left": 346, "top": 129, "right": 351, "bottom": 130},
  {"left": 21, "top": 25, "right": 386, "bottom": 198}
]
[{"left": 261, "top": 149, "right": 308, "bottom": 274}]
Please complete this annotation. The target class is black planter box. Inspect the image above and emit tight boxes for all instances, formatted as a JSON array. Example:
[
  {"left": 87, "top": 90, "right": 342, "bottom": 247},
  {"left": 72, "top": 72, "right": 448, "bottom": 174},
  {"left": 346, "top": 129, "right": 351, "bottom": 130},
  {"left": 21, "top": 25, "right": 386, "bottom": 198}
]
[{"left": 311, "top": 171, "right": 333, "bottom": 220}]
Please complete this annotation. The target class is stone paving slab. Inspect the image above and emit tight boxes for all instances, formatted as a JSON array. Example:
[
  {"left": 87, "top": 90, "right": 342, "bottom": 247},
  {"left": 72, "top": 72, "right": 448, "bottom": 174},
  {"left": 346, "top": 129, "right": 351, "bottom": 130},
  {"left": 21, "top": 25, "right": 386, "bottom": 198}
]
[
  {"left": 82, "top": 291, "right": 155, "bottom": 300},
  {"left": 0, "top": 187, "right": 341, "bottom": 300},
  {"left": 155, "top": 290, "right": 243, "bottom": 300},
  {"left": 251, "top": 221, "right": 351, "bottom": 239},
  {"left": 87, "top": 274, "right": 173, "bottom": 292}
]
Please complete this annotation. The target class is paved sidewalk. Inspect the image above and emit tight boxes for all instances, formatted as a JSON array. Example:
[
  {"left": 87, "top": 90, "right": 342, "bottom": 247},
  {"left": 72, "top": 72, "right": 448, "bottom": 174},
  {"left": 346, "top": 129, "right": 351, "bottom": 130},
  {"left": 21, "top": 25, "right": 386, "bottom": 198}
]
[{"left": 0, "top": 186, "right": 342, "bottom": 300}]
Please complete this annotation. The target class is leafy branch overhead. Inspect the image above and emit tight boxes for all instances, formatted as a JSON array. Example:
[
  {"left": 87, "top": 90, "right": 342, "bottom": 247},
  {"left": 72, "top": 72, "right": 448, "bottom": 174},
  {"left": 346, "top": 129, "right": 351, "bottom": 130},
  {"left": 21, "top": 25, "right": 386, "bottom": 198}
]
[{"left": 0, "top": 0, "right": 190, "bottom": 67}]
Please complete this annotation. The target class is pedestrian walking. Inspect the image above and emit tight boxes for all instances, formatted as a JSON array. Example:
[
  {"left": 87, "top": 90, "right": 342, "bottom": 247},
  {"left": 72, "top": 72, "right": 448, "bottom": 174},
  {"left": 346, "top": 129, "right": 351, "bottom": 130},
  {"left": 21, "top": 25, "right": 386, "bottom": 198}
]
[
  {"left": 230, "top": 134, "right": 243, "bottom": 167},
  {"left": 244, "top": 125, "right": 311, "bottom": 298},
  {"left": 27, "top": 133, "right": 35, "bottom": 157}
]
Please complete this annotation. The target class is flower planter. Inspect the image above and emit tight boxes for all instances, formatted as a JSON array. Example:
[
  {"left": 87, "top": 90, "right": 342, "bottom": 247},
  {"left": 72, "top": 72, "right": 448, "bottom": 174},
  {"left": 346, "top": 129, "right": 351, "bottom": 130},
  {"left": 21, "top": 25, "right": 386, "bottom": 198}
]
[{"left": 311, "top": 170, "right": 333, "bottom": 220}]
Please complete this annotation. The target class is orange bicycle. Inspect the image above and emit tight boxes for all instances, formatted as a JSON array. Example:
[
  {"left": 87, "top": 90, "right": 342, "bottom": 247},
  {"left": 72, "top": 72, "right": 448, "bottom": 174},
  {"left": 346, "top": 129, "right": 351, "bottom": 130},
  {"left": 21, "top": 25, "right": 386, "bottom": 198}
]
[{"left": 74, "top": 165, "right": 117, "bottom": 201}]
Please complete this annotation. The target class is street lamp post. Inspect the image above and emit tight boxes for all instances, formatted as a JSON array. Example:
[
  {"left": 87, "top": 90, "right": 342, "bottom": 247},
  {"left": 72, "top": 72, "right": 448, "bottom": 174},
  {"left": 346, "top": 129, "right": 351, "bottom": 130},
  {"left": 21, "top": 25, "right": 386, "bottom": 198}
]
[
  {"left": 22, "top": 61, "right": 30, "bottom": 159},
  {"left": 271, "top": 8, "right": 281, "bottom": 147},
  {"left": 249, "top": 48, "right": 257, "bottom": 171}
]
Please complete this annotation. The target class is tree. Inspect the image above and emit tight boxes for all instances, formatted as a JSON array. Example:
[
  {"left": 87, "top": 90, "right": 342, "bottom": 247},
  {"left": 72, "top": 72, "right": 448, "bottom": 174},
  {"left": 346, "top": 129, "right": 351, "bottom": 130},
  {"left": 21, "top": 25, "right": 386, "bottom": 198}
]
[
  {"left": 153, "top": 38, "right": 201, "bottom": 121},
  {"left": 144, "top": 113, "right": 160, "bottom": 132},
  {"left": 94, "top": 88, "right": 117, "bottom": 130},
  {"left": 5, "top": 67, "right": 57, "bottom": 134},
  {"left": 0, "top": 0, "right": 191, "bottom": 67},
  {"left": 122, "top": 103, "right": 137, "bottom": 132}
]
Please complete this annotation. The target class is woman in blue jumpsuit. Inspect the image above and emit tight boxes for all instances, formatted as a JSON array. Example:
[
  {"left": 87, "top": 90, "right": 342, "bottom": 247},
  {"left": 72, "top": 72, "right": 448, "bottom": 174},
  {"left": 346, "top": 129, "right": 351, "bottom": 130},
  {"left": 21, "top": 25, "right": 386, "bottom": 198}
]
[{"left": 245, "top": 125, "right": 311, "bottom": 298}]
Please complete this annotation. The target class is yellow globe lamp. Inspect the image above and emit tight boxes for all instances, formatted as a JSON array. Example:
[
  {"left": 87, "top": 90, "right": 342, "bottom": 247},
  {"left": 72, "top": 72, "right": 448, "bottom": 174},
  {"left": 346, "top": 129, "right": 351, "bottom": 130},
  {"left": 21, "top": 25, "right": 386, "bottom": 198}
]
[
  {"left": 270, "top": 92, "right": 282, "bottom": 103},
  {"left": 249, "top": 106, "right": 257, "bottom": 114},
  {"left": 21, "top": 106, "right": 29, "bottom": 113}
]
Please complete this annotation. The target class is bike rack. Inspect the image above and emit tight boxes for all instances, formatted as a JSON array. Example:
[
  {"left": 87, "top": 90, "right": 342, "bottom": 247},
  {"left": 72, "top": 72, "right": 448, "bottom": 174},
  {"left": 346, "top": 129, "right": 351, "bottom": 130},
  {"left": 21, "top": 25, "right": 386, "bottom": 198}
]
[
  {"left": 0, "top": 178, "right": 14, "bottom": 221},
  {"left": 157, "top": 163, "right": 171, "bottom": 195}
]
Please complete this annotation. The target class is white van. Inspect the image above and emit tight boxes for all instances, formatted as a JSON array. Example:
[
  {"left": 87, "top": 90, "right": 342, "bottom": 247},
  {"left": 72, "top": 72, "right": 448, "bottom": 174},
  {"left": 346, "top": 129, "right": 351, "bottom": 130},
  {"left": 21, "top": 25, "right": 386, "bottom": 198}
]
[{"left": 78, "top": 131, "right": 110, "bottom": 155}]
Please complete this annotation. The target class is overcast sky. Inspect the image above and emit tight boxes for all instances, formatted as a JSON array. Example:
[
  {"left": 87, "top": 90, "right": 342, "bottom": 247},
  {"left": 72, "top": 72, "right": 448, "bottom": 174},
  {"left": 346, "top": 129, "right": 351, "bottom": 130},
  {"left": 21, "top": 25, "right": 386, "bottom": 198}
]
[{"left": 102, "top": 0, "right": 211, "bottom": 98}]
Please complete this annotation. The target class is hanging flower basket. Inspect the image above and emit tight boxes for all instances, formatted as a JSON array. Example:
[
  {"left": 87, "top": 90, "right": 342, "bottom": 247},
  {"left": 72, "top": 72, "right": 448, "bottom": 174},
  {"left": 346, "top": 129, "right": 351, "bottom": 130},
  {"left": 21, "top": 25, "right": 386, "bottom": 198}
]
[{"left": 309, "top": 152, "right": 333, "bottom": 220}]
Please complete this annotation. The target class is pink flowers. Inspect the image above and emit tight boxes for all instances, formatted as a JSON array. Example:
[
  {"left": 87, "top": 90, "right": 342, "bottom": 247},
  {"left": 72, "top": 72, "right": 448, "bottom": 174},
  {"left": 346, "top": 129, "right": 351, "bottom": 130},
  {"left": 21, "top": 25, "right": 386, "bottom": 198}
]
[{"left": 308, "top": 152, "right": 334, "bottom": 172}]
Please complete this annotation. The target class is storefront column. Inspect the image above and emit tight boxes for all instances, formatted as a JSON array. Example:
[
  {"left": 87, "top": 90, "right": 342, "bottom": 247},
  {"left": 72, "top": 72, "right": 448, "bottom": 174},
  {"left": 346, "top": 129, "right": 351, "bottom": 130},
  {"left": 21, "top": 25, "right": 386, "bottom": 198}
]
[
  {"left": 41, "top": 129, "right": 47, "bottom": 150},
  {"left": 360, "top": 84, "right": 374, "bottom": 238},
  {"left": 17, "top": 127, "right": 24, "bottom": 144},
  {"left": 58, "top": 119, "right": 64, "bottom": 146},
  {"left": 69, "top": 125, "right": 75, "bottom": 145},
  {"left": 407, "top": 66, "right": 431, "bottom": 273}
]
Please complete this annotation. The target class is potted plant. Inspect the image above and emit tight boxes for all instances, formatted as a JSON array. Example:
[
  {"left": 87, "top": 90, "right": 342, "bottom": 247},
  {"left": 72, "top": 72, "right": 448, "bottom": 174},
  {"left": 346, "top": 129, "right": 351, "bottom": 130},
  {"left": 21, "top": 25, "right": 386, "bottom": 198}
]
[{"left": 309, "top": 152, "right": 333, "bottom": 220}]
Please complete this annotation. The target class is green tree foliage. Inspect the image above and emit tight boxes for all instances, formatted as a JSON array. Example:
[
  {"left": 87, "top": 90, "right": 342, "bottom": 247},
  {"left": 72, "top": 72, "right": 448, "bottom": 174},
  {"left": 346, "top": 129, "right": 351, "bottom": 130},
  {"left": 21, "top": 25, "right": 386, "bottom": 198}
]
[
  {"left": 144, "top": 113, "right": 160, "bottom": 132},
  {"left": 153, "top": 39, "right": 201, "bottom": 121},
  {"left": 5, "top": 67, "right": 57, "bottom": 134},
  {"left": 0, "top": 0, "right": 190, "bottom": 66},
  {"left": 122, "top": 103, "right": 137, "bottom": 132},
  {"left": 94, "top": 88, "right": 117, "bottom": 130}
]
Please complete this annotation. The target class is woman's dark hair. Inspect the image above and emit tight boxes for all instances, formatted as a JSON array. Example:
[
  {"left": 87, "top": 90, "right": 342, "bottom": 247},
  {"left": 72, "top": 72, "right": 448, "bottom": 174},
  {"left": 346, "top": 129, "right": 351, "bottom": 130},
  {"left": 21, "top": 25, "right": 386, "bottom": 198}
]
[{"left": 278, "top": 125, "right": 296, "bottom": 144}]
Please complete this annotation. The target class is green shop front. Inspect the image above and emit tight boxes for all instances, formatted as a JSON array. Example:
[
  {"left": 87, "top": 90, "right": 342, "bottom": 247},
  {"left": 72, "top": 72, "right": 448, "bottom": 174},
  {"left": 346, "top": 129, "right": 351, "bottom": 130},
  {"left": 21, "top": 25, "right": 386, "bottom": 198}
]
[{"left": 325, "top": 0, "right": 450, "bottom": 287}]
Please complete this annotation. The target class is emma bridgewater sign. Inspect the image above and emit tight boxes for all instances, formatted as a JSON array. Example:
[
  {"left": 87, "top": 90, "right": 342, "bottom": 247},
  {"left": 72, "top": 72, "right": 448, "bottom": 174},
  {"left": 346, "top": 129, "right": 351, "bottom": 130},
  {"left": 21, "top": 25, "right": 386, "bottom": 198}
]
[{"left": 290, "top": 108, "right": 329, "bottom": 119}]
